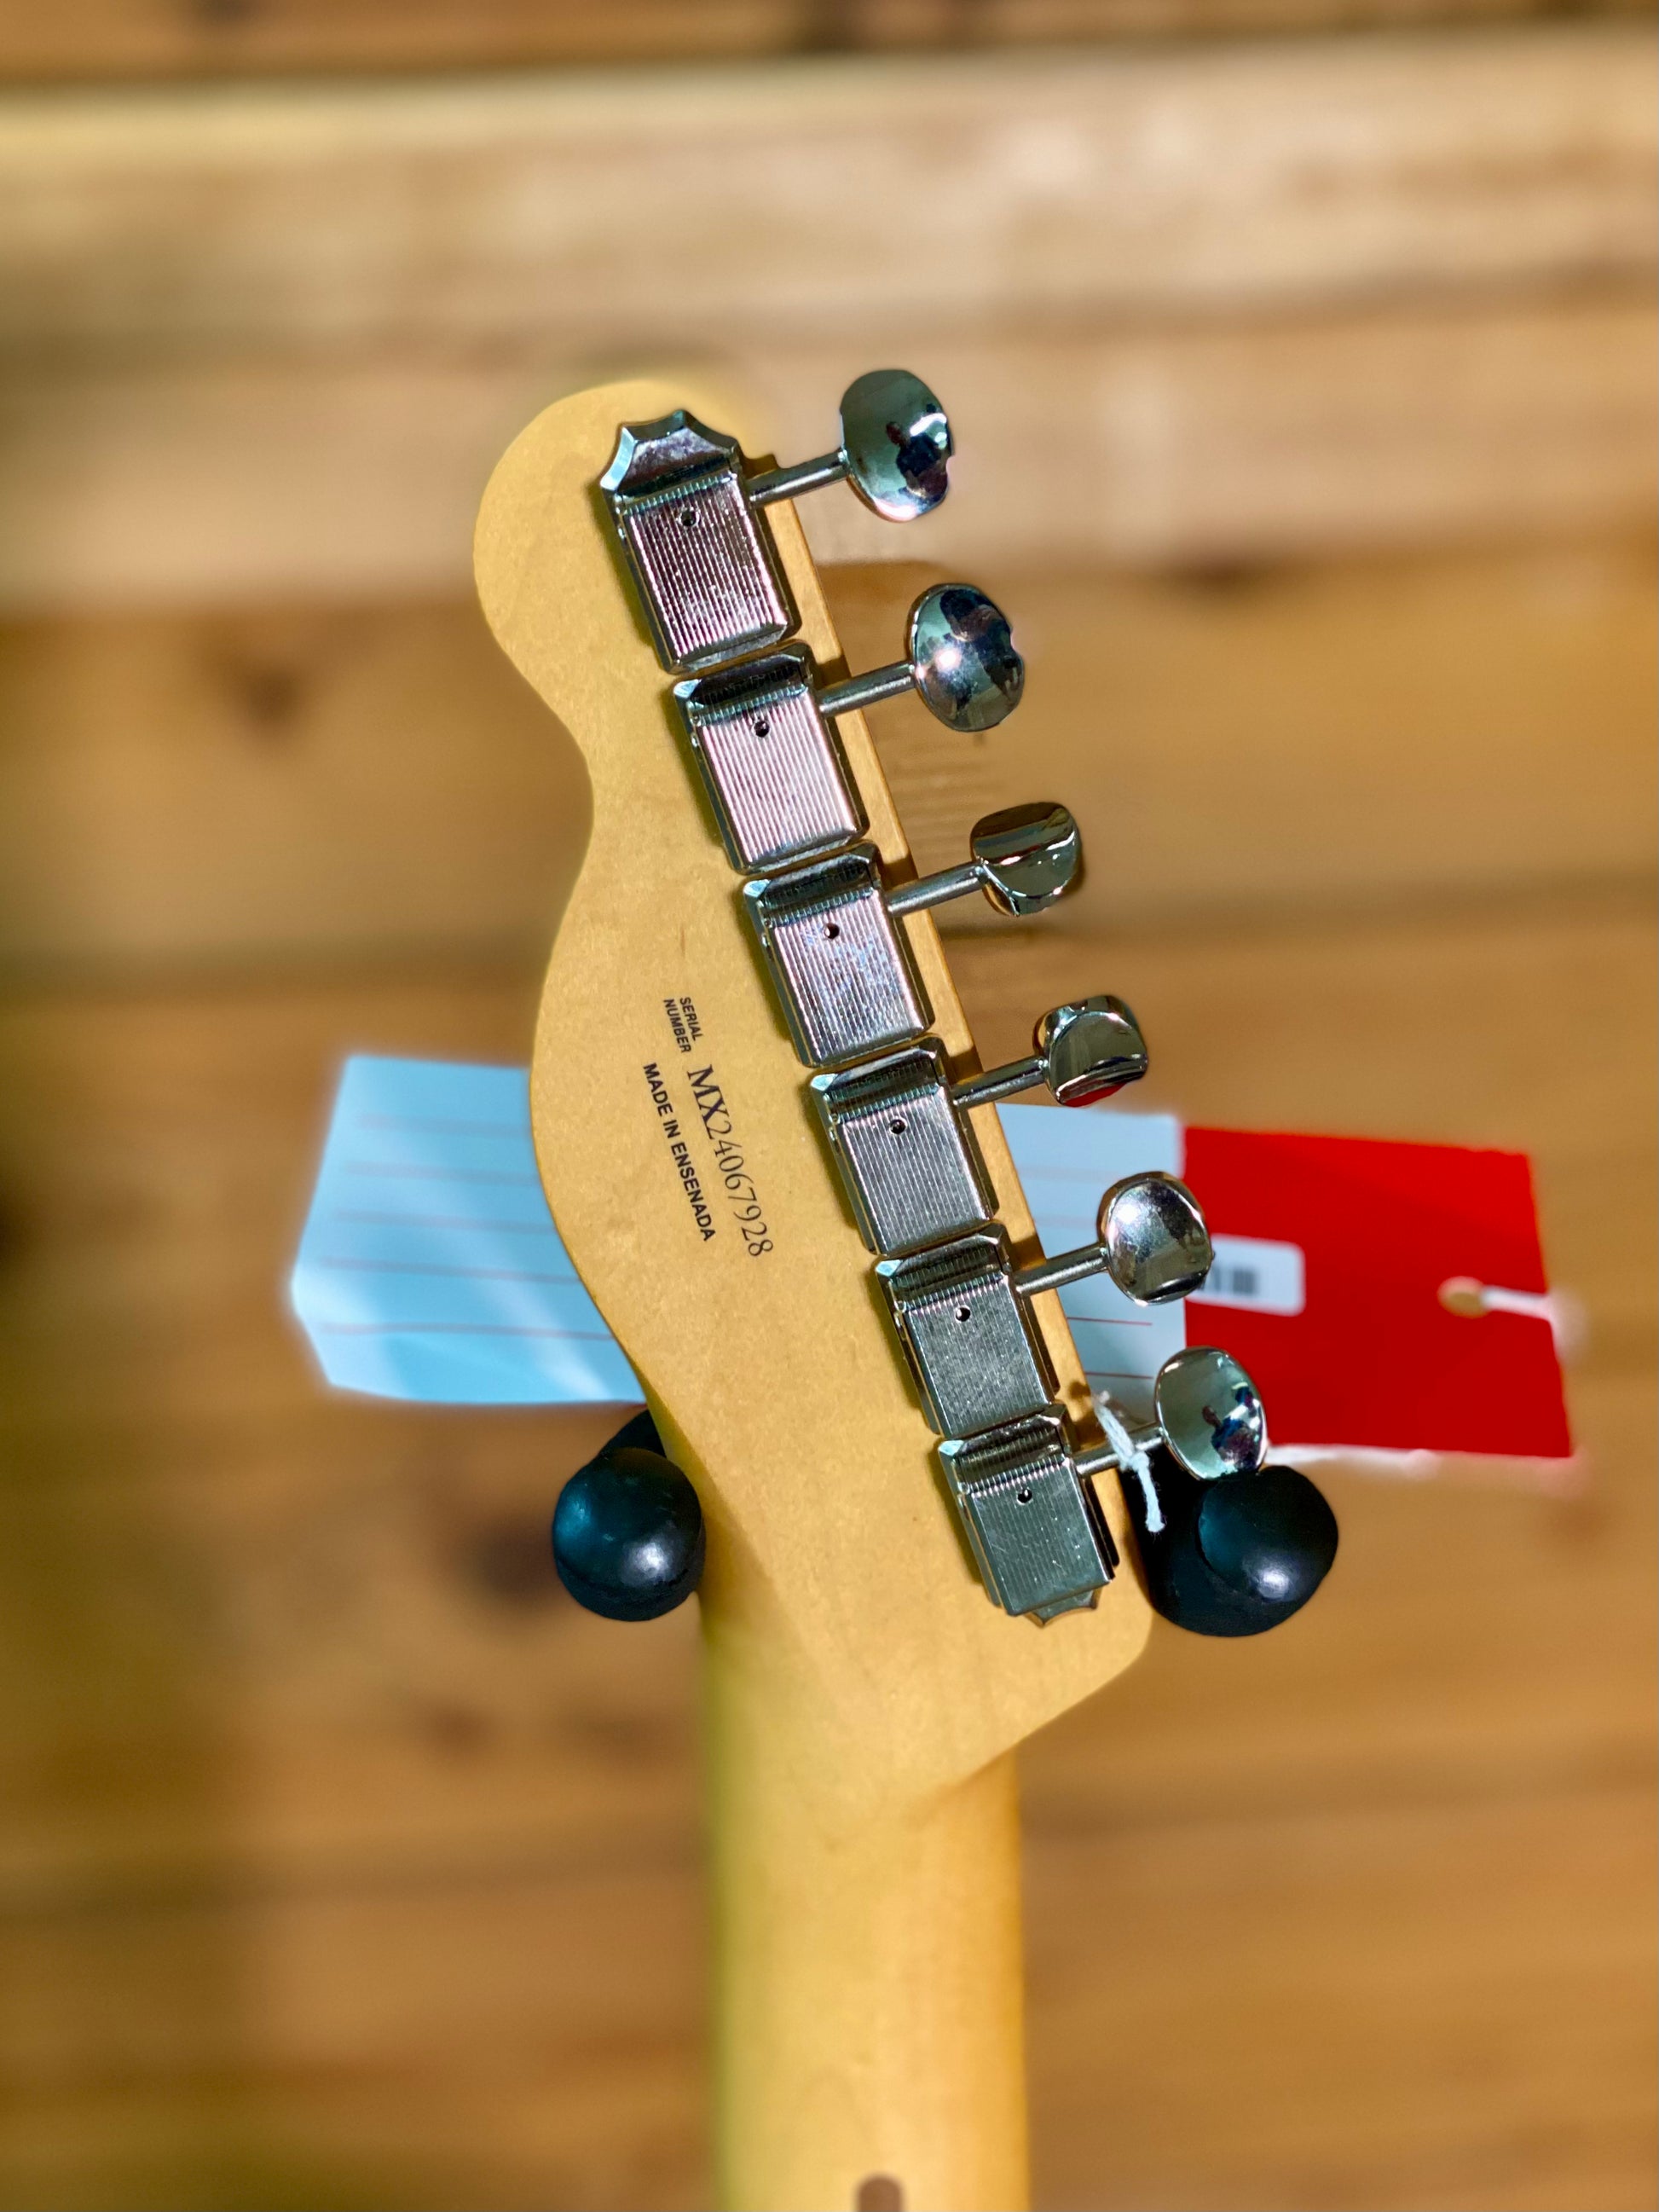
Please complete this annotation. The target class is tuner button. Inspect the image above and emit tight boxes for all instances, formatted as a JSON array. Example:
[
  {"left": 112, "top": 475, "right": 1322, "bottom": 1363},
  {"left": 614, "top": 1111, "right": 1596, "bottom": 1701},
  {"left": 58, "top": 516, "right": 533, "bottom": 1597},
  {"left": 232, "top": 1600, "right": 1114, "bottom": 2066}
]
[
  {"left": 1153, "top": 1342, "right": 1266, "bottom": 1478},
  {"left": 1196, "top": 1464, "right": 1339, "bottom": 1610},
  {"left": 1122, "top": 1446, "right": 1338, "bottom": 1636},
  {"left": 1098, "top": 1173, "right": 1212, "bottom": 1305},
  {"left": 910, "top": 585, "right": 1024, "bottom": 733},
  {"left": 552, "top": 1442, "right": 705, "bottom": 1622},
  {"left": 968, "top": 801, "right": 1078, "bottom": 914},
  {"left": 1039, "top": 995, "right": 1148, "bottom": 1106},
  {"left": 840, "top": 369, "right": 952, "bottom": 522}
]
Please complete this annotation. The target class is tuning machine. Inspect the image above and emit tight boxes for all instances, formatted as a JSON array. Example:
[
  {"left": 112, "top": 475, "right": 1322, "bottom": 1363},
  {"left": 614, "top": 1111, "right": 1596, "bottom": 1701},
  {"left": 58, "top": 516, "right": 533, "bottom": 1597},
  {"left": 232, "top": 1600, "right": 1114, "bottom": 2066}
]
[
  {"left": 939, "top": 1349, "right": 1337, "bottom": 1631},
  {"left": 954, "top": 995, "right": 1147, "bottom": 1111},
  {"left": 813, "top": 582, "right": 1022, "bottom": 736},
  {"left": 674, "top": 584, "right": 1024, "bottom": 873},
  {"left": 745, "top": 806, "right": 1081, "bottom": 1068},
  {"left": 812, "top": 998, "right": 1147, "bottom": 1256},
  {"left": 876, "top": 1174, "right": 1212, "bottom": 1439},
  {"left": 601, "top": 371, "right": 952, "bottom": 675},
  {"left": 746, "top": 368, "right": 951, "bottom": 523},
  {"left": 939, "top": 1406, "right": 1119, "bottom": 1625},
  {"left": 1077, "top": 1348, "right": 1341, "bottom": 1636},
  {"left": 1078, "top": 1345, "right": 1267, "bottom": 1484},
  {"left": 935, "top": 1349, "right": 1255, "bottom": 1627}
]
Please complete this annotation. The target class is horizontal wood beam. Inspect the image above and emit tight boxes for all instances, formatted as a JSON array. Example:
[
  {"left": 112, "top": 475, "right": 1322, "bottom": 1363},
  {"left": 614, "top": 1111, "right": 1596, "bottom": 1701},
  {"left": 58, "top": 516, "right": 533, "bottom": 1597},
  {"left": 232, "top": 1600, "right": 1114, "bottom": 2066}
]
[
  {"left": 0, "top": 26, "right": 1650, "bottom": 605},
  {"left": 1, "top": 0, "right": 1649, "bottom": 85},
  {"left": 0, "top": 541, "right": 1649, "bottom": 973},
  {"left": 2, "top": 26, "right": 1649, "bottom": 354},
  {"left": 1, "top": 293, "right": 1650, "bottom": 608}
]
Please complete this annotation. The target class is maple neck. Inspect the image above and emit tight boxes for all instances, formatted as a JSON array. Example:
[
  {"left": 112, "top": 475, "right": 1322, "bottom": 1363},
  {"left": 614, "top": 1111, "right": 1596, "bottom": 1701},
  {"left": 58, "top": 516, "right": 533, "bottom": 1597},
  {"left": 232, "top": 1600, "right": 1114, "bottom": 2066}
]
[{"left": 703, "top": 1607, "right": 1028, "bottom": 2211}]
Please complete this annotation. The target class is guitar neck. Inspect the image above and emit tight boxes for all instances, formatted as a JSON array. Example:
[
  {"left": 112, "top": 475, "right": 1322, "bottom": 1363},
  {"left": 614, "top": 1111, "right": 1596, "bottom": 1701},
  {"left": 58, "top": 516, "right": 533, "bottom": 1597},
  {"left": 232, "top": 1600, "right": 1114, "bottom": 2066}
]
[{"left": 704, "top": 1599, "right": 1029, "bottom": 2211}]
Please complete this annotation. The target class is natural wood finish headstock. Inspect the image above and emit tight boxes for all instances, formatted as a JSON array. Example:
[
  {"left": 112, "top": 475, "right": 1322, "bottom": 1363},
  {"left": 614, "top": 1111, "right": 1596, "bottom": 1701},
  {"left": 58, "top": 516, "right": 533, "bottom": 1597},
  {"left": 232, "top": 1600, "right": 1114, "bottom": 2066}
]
[{"left": 475, "top": 377, "right": 1150, "bottom": 1785}]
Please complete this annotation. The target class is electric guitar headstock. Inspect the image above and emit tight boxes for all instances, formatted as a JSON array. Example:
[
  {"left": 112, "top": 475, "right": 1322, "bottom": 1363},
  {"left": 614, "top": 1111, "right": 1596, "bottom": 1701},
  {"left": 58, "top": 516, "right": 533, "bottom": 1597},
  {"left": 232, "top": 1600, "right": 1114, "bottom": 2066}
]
[{"left": 473, "top": 373, "right": 1336, "bottom": 2209}]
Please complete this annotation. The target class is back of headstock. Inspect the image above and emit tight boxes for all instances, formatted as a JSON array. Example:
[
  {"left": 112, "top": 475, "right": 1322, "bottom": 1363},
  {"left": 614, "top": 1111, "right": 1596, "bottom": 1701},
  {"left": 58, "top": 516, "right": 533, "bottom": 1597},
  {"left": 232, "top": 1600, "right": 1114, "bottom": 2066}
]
[
  {"left": 473, "top": 373, "right": 1337, "bottom": 2210},
  {"left": 474, "top": 377, "right": 1159, "bottom": 1787}
]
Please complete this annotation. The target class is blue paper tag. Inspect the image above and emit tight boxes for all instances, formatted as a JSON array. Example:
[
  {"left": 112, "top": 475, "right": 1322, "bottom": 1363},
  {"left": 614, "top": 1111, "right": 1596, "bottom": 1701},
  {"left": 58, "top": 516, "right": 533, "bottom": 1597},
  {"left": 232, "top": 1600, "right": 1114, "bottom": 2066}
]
[
  {"left": 290, "top": 1056, "right": 1179, "bottom": 1414},
  {"left": 290, "top": 1057, "right": 643, "bottom": 1405}
]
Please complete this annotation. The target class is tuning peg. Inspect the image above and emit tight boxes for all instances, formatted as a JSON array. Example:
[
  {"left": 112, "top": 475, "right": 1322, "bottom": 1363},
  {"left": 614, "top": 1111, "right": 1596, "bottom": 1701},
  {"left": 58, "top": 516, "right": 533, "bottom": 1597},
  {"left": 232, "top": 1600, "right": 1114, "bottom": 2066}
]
[
  {"left": 1014, "top": 1172, "right": 1212, "bottom": 1306},
  {"left": 603, "top": 385, "right": 956, "bottom": 677},
  {"left": 1117, "top": 1445, "right": 1339, "bottom": 1636},
  {"left": 817, "top": 583, "right": 1024, "bottom": 735},
  {"left": 551, "top": 1412, "right": 705, "bottom": 1622},
  {"left": 1074, "top": 1346, "right": 1336, "bottom": 1634},
  {"left": 1150, "top": 1343, "right": 1267, "bottom": 1478},
  {"left": 952, "top": 995, "right": 1148, "bottom": 1110},
  {"left": 746, "top": 368, "right": 951, "bottom": 523},
  {"left": 886, "top": 802, "right": 1078, "bottom": 923},
  {"left": 1078, "top": 1345, "right": 1266, "bottom": 1489}
]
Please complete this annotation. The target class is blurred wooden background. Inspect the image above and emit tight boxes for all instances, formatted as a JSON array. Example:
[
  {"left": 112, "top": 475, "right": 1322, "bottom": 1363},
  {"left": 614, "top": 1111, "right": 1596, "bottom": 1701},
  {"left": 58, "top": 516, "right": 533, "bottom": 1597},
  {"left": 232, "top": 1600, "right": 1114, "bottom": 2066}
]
[{"left": 0, "top": 3, "right": 1654, "bottom": 2208}]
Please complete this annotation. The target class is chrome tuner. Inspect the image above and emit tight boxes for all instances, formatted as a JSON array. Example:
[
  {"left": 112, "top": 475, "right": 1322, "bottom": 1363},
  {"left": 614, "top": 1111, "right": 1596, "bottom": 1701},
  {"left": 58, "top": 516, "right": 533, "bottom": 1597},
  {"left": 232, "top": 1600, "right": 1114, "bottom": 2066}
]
[
  {"left": 953, "top": 995, "right": 1148, "bottom": 1110},
  {"left": 746, "top": 368, "right": 951, "bottom": 524},
  {"left": 601, "top": 375, "right": 953, "bottom": 675},
  {"left": 601, "top": 412, "right": 798, "bottom": 675},
  {"left": 1152, "top": 1345, "right": 1268, "bottom": 1479},
  {"left": 1017, "top": 1173, "right": 1213, "bottom": 1306},
  {"left": 676, "top": 615, "right": 1026, "bottom": 871},
  {"left": 887, "top": 803, "right": 1078, "bottom": 920},
  {"left": 939, "top": 1408, "right": 1119, "bottom": 1625},
  {"left": 876, "top": 1176, "right": 1213, "bottom": 1440},
  {"left": 812, "top": 999, "right": 1147, "bottom": 1257},
  {"left": 1088, "top": 1349, "right": 1338, "bottom": 1637},
  {"left": 674, "top": 646, "right": 868, "bottom": 873},
  {"left": 1077, "top": 1346, "right": 1269, "bottom": 1485},
  {"left": 818, "top": 584, "right": 1023, "bottom": 735},
  {"left": 747, "top": 811, "right": 1081, "bottom": 1068}
]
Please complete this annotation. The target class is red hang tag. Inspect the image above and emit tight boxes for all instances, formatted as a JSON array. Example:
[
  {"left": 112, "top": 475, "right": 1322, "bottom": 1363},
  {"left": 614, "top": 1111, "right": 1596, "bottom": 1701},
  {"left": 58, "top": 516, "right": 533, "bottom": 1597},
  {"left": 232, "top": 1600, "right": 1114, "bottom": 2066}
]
[{"left": 1182, "top": 1127, "right": 1572, "bottom": 1463}]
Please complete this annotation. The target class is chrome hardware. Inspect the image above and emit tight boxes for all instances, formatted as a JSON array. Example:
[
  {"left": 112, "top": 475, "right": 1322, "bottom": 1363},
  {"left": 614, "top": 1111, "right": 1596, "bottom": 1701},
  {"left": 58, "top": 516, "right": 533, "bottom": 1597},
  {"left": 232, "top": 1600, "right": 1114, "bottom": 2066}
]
[
  {"left": 952, "top": 996, "right": 1148, "bottom": 1111},
  {"left": 878, "top": 1229, "right": 1056, "bottom": 1438},
  {"left": 600, "top": 413, "right": 797, "bottom": 675},
  {"left": 748, "top": 817, "right": 1082, "bottom": 1068},
  {"left": 1154, "top": 1346, "right": 1268, "bottom": 1478},
  {"left": 675, "top": 647, "right": 865, "bottom": 871},
  {"left": 1019, "top": 1172, "right": 1211, "bottom": 1305},
  {"left": 679, "top": 622, "right": 1033, "bottom": 873},
  {"left": 604, "top": 376, "right": 953, "bottom": 675},
  {"left": 939, "top": 1407, "right": 1118, "bottom": 1624},
  {"left": 811, "top": 1041, "right": 997, "bottom": 1256},
  {"left": 597, "top": 384, "right": 1295, "bottom": 1632},
  {"left": 877, "top": 1174, "right": 1210, "bottom": 1438},
  {"left": 1077, "top": 1346, "right": 1269, "bottom": 1484},
  {"left": 744, "top": 846, "right": 930, "bottom": 1068},
  {"left": 746, "top": 368, "right": 951, "bottom": 523},
  {"left": 812, "top": 999, "right": 1148, "bottom": 1257},
  {"left": 818, "top": 584, "right": 1023, "bottom": 735},
  {"left": 887, "top": 803, "right": 1078, "bottom": 920}
]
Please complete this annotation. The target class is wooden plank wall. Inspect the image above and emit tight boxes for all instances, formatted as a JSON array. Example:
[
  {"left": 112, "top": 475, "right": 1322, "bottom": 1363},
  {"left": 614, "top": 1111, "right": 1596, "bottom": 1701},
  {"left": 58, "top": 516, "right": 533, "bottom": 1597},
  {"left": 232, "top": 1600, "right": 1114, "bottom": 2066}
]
[
  {"left": 0, "top": 24, "right": 1652, "bottom": 607},
  {"left": 4, "top": 0, "right": 1651, "bottom": 82},
  {"left": 0, "top": 7, "right": 1653, "bottom": 2210}
]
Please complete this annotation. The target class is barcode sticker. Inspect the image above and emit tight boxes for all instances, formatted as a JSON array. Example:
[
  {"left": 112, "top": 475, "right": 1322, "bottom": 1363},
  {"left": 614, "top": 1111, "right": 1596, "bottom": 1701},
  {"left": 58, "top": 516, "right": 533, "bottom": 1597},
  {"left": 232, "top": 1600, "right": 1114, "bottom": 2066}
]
[{"left": 1189, "top": 1235, "right": 1306, "bottom": 1317}]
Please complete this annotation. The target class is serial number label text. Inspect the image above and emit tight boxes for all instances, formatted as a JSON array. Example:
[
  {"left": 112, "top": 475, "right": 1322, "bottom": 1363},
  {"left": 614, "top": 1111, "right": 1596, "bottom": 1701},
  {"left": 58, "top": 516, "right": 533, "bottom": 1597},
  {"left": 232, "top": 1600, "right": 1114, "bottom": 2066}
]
[{"left": 686, "top": 1061, "right": 774, "bottom": 1259}]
